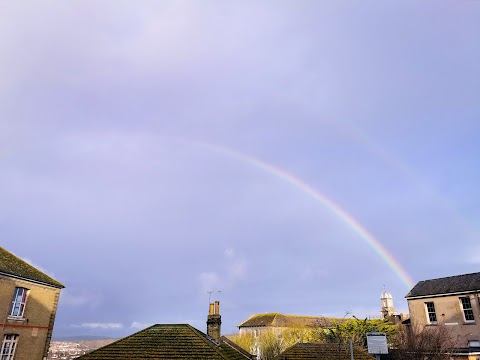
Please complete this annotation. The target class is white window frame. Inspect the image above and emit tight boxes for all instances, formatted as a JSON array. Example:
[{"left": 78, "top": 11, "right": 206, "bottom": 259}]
[
  {"left": 9, "top": 288, "right": 28, "bottom": 318},
  {"left": 425, "top": 301, "right": 437, "bottom": 324},
  {"left": 0, "top": 334, "right": 18, "bottom": 360},
  {"left": 460, "top": 296, "right": 475, "bottom": 323}
]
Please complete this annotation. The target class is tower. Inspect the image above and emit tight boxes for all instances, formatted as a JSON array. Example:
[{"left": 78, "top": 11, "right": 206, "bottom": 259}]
[
  {"left": 380, "top": 288, "right": 396, "bottom": 318},
  {"left": 207, "top": 300, "right": 221, "bottom": 342}
]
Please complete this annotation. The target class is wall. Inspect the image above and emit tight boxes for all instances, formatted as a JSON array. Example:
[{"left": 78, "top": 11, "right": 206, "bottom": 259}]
[
  {"left": 0, "top": 275, "right": 61, "bottom": 360},
  {"left": 408, "top": 293, "right": 480, "bottom": 348}
]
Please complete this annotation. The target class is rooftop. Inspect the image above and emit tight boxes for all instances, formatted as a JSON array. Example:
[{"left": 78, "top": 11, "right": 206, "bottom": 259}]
[
  {"left": 0, "top": 246, "right": 64, "bottom": 288},
  {"left": 238, "top": 313, "right": 345, "bottom": 328},
  {"left": 276, "top": 343, "right": 374, "bottom": 360},
  {"left": 406, "top": 272, "right": 480, "bottom": 298},
  {"left": 78, "top": 324, "right": 253, "bottom": 359}
]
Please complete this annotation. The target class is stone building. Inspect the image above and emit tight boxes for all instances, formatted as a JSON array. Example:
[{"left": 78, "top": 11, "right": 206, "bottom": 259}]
[
  {"left": 0, "top": 246, "right": 64, "bottom": 360},
  {"left": 406, "top": 272, "right": 480, "bottom": 358},
  {"left": 238, "top": 313, "right": 344, "bottom": 336}
]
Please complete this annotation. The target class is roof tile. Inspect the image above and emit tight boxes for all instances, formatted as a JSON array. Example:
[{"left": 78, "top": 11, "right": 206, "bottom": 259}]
[
  {"left": 78, "top": 324, "right": 254, "bottom": 359},
  {"left": 276, "top": 343, "right": 374, "bottom": 360},
  {"left": 406, "top": 272, "right": 480, "bottom": 298},
  {"left": 0, "top": 246, "right": 64, "bottom": 288}
]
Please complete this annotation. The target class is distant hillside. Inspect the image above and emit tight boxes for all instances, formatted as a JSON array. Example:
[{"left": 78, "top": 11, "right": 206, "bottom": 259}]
[{"left": 52, "top": 335, "right": 117, "bottom": 341}]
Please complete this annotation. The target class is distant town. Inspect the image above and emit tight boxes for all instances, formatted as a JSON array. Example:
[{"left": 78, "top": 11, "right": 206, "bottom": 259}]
[{"left": 47, "top": 339, "right": 116, "bottom": 360}]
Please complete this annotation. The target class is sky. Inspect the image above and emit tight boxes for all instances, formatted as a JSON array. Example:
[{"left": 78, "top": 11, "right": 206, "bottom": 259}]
[{"left": 1, "top": 1, "right": 480, "bottom": 338}]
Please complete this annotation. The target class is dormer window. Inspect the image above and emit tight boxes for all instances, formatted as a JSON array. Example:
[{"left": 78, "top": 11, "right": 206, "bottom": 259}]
[{"left": 9, "top": 288, "right": 28, "bottom": 318}]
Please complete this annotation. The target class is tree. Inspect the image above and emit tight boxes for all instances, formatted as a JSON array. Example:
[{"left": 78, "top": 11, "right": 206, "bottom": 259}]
[
  {"left": 229, "top": 332, "right": 256, "bottom": 355},
  {"left": 229, "top": 328, "right": 320, "bottom": 360},
  {"left": 229, "top": 317, "right": 397, "bottom": 360},
  {"left": 316, "top": 317, "right": 397, "bottom": 350},
  {"left": 390, "top": 324, "right": 457, "bottom": 360}
]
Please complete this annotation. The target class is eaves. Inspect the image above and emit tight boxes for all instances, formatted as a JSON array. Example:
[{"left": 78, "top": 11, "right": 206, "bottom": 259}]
[
  {"left": 406, "top": 290, "right": 480, "bottom": 300},
  {"left": 0, "top": 271, "right": 65, "bottom": 289}
]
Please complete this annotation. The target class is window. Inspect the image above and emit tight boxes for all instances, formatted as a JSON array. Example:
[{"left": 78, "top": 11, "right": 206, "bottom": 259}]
[
  {"left": 469, "top": 340, "right": 480, "bottom": 347},
  {"left": 0, "top": 335, "right": 17, "bottom": 360},
  {"left": 425, "top": 302, "right": 437, "bottom": 324},
  {"left": 460, "top": 297, "right": 475, "bottom": 322},
  {"left": 9, "top": 288, "right": 27, "bottom": 318}
]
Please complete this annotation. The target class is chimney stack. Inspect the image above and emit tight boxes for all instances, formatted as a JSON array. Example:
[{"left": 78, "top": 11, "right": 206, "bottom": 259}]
[{"left": 207, "top": 301, "right": 221, "bottom": 342}]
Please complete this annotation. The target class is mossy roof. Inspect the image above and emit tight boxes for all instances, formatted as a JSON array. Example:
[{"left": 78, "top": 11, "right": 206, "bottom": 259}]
[
  {"left": 276, "top": 343, "right": 375, "bottom": 360},
  {"left": 78, "top": 324, "right": 254, "bottom": 360},
  {"left": 0, "top": 246, "right": 64, "bottom": 288},
  {"left": 238, "top": 313, "right": 345, "bottom": 328}
]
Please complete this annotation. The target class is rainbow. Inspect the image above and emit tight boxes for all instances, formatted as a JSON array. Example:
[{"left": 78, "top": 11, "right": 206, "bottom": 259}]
[{"left": 176, "top": 138, "right": 415, "bottom": 289}]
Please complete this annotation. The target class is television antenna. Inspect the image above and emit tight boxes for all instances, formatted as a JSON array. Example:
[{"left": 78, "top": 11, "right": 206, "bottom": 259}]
[{"left": 206, "top": 290, "right": 221, "bottom": 303}]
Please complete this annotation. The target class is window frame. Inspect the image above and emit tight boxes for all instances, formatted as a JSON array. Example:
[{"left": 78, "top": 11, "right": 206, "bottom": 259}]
[
  {"left": 0, "top": 334, "right": 18, "bottom": 360},
  {"left": 460, "top": 296, "right": 475, "bottom": 323},
  {"left": 425, "top": 301, "right": 437, "bottom": 324},
  {"left": 9, "top": 288, "right": 28, "bottom": 318}
]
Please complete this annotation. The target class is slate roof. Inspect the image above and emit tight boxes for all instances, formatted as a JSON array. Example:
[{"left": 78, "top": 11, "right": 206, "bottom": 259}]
[
  {"left": 276, "top": 343, "right": 374, "bottom": 360},
  {"left": 0, "top": 246, "right": 64, "bottom": 288},
  {"left": 406, "top": 272, "right": 480, "bottom": 299},
  {"left": 78, "top": 324, "right": 254, "bottom": 360},
  {"left": 238, "top": 313, "right": 344, "bottom": 328}
]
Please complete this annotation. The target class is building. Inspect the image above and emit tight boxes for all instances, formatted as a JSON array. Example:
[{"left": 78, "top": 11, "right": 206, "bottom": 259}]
[
  {"left": 380, "top": 289, "right": 396, "bottom": 318},
  {"left": 405, "top": 272, "right": 480, "bottom": 358},
  {"left": 380, "top": 289, "right": 408, "bottom": 324},
  {"left": 238, "top": 313, "right": 344, "bottom": 336},
  {"left": 275, "top": 343, "right": 374, "bottom": 360},
  {"left": 77, "top": 301, "right": 255, "bottom": 359},
  {"left": 0, "top": 246, "right": 64, "bottom": 360}
]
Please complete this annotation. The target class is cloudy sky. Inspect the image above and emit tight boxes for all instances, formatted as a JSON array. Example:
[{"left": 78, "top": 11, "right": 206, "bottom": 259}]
[{"left": 1, "top": 1, "right": 479, "bottom": 338}]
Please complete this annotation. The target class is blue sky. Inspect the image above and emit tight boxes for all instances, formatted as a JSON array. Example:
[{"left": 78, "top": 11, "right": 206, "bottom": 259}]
[{"left": 1, "top": 1, "right": 479, "bottom": 337}]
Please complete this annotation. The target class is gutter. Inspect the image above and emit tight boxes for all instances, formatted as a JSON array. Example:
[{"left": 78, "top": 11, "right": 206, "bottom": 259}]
[
  {"left": 406, "top": 290, "right": 480, "bottom": 300},
  {"left": 0, "top": 271, "right": 65, "bottom": 289}
]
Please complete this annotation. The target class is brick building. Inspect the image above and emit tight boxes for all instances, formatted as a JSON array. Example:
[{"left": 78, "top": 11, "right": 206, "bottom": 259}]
[{"left": 0, "top": 246, "right": 64, "bottom": 360}]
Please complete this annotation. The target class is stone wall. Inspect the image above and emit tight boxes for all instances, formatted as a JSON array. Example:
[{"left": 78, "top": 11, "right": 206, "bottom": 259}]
[{"left": 0, "top": 275, "right": 62, "bottom": 360}]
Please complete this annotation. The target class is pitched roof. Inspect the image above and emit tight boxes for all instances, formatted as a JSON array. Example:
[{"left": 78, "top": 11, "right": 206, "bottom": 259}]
[
  {"left": 78, "top": 324, "right": 254, "bottom": 360},
  {"left": 406, "top": 272, "right": 480, "bottom": 298},
  {"left": 238, "top": 313, "right": 344, "bottom": 328},
  {"left": 0, "top": 246, "right": 64, "bottom": 288},
  {"left": 276, "top": 343, "right": 374, "bottom": 360}
]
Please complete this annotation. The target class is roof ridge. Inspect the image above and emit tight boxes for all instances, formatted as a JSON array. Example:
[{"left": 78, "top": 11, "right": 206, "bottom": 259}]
[
  {"left": 418, "top": 271, "right": 480, "bottom": 282},
  {"left": 283, "top": 313, "right": 323, "bottom": 318},
  {"left": 272, "top": 312, "right": 280, "bottom": 326}
]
